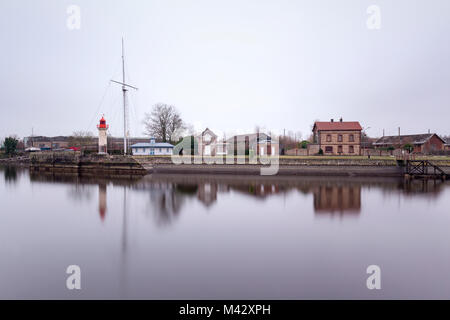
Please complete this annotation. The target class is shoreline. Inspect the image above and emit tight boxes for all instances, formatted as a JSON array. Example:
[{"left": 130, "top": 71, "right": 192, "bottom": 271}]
[
  {"left": 148, "top": 164, "right": 405, "bottom": 177},
  {"left": 2, "top": 153, "right": 449, "bottom": 178}
]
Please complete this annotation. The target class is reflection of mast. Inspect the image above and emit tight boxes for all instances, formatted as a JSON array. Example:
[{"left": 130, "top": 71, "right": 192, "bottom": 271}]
[
  {"left": 99, "top": 183, "right": 107, "bottom": 221},
  {"left": 120, "top": 186, "right": 128, "bottom": 297},
  {"left": 122, "top": 187, "right": 128, "bottom": 252}
]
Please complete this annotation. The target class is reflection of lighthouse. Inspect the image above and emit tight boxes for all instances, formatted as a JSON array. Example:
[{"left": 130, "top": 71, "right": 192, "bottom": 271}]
[
  {"left": 97, "top": 116, "right": 109, "bottom": 154},
  {"left": 99, "top": 183, "right": 107, "bottom": 221}
]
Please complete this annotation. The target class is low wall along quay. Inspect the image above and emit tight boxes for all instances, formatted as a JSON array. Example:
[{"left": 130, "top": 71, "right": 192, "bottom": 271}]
[{"left": 30, "top": 152, "right": 147, "bottom": 175}]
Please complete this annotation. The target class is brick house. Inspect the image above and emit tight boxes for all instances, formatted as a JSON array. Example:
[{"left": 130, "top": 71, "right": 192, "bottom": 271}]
[
  {"left": 312, "top": 119, "right": 362, "bottom": 155},
  {"left": 373, "top": 133, "right": 445, "bottom": 153}
]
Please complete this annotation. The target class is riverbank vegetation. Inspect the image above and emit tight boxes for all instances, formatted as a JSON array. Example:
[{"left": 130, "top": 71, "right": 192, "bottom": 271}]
[{"left": 1, "top": 136, "right": 19, "bottom": 157}]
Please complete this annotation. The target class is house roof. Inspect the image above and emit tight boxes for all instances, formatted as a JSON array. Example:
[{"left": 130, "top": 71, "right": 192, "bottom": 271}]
[
  {"left": 199, "top": 128, "right": 217, "bottom": 138},
  {"left": 313, "top": 121, "right": 362, "bottom": 131},
  {"left": 227, "top": 133, "right": 270, "bottom": 142},
  {"left": 131, "top": 142, "right": 174, "bottom": 148},
  {"left": 373, "top": 133, "right": 445, "bottom": 146}
]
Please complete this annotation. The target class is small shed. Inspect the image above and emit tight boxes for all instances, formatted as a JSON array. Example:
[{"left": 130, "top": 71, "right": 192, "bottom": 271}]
[{"left": 131, "top": 138, "right": 174, "bottom": 156}]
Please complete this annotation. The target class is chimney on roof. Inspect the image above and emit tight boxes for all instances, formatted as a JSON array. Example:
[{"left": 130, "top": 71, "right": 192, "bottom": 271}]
[
  {"left": 339, "top": 117, "right": 343, "bottom": 122},
  {"left": 428, "top": 129, "right": 430, "bottom": 134},
  {"left": 331, "top": 119, "right": 334, "bottom": 123}
]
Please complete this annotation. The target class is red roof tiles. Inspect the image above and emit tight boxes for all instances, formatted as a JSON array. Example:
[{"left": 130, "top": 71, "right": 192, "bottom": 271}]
[{"left": 313, "top": 121, "right": 362, "bottom": 131}]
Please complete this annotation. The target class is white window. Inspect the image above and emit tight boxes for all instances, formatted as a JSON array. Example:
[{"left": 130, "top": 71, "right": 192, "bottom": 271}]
[{"left": 260, "top": 147, "right": 264, "bottom": 155}]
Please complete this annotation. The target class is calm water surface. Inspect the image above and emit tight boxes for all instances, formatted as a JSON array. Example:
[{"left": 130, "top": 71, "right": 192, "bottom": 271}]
[{"left": 1, "top": 165, "right": 450, "bottom": 299}]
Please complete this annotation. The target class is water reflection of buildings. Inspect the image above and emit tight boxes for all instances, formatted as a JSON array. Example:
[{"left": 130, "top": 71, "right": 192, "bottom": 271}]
[
  {"left": 197, "top": 183, "right": 217, "bottom": 207},
  {"left": 313, "top": 185, "right": 361, "bottom": 215},
  {"left": 25, "top": 172, "right": 450, "bottom": 225},
  {"left": 231, "top": 183, "right": 281, "bottom": 198},
  {"left": 396, "top": 179, "right": 445, "bottom": 197}
]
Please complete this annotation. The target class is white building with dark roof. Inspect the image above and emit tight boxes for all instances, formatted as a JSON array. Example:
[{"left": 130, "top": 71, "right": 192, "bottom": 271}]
[{"left": 131, "top": 138, "right": 174, "bottom": 156}]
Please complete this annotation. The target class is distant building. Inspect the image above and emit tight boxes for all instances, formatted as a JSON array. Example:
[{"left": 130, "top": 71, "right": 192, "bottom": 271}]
[
  {"left": 373, "top": 133, "right": 445, "bottom": 153},
  {"left": 443, "top": 138, "right": 450, "bottom": 151},
  {"left": 23, "top": 135, "right": 149, "bottom": 153},
  {"left": 227, "top": 132, "right": 278, "bottom": 156},
  {"left": 312, "top": 118, "right": 363, "bottom": 155},
  {"left": 23, "top": 136, "right": 70, "bottom": 150},
  {"left": 197, "top": 128, "right": 217, "bottom": 156},
  {"left": 130, "top": 138, "right": 174, "bottom": 155},
  {"left": 195, "top": 128, "right": 230, "bottom": 156}
]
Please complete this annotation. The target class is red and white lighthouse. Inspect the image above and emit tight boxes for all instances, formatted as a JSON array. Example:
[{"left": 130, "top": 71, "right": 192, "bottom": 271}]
[{"left": 97, "top": 116, "right": 109, "bottom": 154}]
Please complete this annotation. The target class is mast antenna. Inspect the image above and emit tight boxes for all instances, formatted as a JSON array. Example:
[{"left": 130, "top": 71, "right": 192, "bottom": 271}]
[{"left": 111, "top": 38, "right": 138, "bottom": 155}]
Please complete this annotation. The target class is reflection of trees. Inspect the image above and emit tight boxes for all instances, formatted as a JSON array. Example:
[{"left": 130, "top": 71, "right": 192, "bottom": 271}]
[
  {"left": 3, "top": 166, "right": 18, "bottom": 183},
  {"left": 146, "top": 183, "right": 187, "bottom": 226},
  {"left": 67, "top": 184, "right": 94, "bottom": 201},
  {"left": 376, "top": 178, "right": 446, "bottom": 200},
  {"left": 396, "top": 179, "right": 444, "bottom": 197}
]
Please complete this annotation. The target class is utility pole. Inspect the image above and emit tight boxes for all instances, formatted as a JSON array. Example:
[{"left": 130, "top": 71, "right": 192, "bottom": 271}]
[{"left": 111, "top": 38, "right": 138, "bottom": 155}]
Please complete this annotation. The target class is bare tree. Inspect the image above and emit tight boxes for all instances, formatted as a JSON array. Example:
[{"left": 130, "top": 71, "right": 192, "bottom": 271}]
[
  {"left": 143, "top": 103, "right": 185, "bottom": 142},
  {"left": 68, "top": 131, "right": 94, "bottom": 149},
  {"left": 185, "top": 123, "right": 195, "bottom": 136}
]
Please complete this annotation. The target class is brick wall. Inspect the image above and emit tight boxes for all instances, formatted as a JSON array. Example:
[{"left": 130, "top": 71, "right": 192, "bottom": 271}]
[{"left": 317, "top": 130, "right": 361, "bottom": 155}]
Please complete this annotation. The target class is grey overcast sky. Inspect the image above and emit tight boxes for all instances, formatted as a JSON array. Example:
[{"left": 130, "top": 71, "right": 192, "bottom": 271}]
[{"left": 0, "top": 0, "right": 449, "bottom": 139}]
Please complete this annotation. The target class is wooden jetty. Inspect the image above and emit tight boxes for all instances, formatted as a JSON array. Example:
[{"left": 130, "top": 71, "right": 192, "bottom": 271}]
[{"left": 403, "top": 160, "right": 449, "bottom": 180}]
